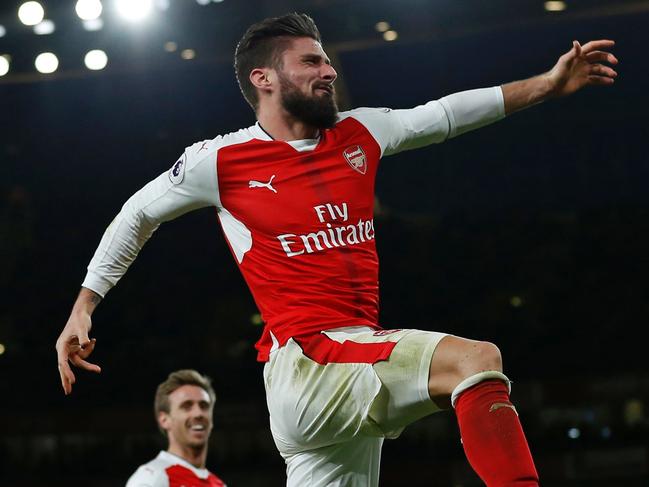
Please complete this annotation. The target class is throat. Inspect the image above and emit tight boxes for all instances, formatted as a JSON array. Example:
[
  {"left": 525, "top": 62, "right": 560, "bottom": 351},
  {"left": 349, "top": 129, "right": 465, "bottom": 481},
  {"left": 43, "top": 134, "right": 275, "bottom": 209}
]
[
  {"left": 256, "top": 117, "right": 320, "bottom": 142},
  {"left": 167, "top": 444, "right": 207, "bottom": 469}
]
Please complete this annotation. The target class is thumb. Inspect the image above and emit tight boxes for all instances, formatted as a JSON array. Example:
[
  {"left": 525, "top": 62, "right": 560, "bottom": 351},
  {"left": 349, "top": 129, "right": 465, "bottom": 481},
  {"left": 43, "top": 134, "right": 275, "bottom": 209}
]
[
  {"left": 572, "top": 40, "right": 582, "bottom": 56},
  {"left": 77, "top": 330, "right": 91, "bottom": 348},
  {"left": 78, "top": 338, "right": 97, "bottom": 359}
]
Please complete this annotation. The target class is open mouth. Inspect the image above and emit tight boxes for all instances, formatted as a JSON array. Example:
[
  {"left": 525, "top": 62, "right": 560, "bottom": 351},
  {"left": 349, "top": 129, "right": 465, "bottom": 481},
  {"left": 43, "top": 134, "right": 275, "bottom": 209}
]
[{"left": 315, "top": 85, "right": 333, "bottom": 95}]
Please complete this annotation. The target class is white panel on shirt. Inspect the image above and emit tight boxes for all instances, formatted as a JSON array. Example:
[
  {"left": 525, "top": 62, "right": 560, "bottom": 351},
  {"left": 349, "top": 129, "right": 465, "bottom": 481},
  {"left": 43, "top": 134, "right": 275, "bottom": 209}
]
[{"left": 125, "top": 453, "right": 170, "bottom": 487}]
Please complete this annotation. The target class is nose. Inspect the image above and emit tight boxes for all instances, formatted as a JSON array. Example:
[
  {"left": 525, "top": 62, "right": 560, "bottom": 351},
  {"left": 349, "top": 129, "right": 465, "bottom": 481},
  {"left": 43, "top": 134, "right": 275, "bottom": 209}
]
[
  {"left": 190, "top": 404, "right": 206, "bottom": 418},
  {"left": 322, "top": 63, "right": 337, "bottom": 83}
]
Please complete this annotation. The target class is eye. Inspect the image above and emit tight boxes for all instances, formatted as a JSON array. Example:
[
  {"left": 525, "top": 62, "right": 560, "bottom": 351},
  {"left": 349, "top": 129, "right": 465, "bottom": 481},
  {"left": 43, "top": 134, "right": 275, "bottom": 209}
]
[{"left": 178, "top": 400, "right": 193, "bottom": 410}]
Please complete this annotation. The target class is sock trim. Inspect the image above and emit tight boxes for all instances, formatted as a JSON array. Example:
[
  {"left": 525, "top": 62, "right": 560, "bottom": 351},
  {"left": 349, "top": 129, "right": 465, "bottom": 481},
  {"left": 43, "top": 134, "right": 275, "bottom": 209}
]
[{"left": 451, "top": 370, "right": 511, "bottom": 408}]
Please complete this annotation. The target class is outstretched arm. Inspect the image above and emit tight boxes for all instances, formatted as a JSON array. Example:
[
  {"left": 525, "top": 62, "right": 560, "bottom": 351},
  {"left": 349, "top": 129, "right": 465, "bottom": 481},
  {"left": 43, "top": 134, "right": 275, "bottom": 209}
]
[
  {"left": 360, "top": 40, "right": 618, "bottom": 155},
  {"left": 357, "top": 39, "right": 618, "bottom": 157},
  {"left": 502, "top": 40, "right": 618, "bottom": 115}
]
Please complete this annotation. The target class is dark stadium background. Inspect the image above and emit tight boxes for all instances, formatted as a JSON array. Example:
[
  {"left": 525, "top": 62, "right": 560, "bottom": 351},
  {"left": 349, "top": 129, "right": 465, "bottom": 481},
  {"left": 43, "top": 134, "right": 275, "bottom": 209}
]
[{"left": 1, "top": 0, "right": 648, "bottom": 485}]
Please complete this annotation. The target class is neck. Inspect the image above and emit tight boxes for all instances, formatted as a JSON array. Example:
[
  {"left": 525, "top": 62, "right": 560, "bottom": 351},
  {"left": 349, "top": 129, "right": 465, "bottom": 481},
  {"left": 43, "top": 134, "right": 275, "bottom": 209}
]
[
  {"left": 257, "top": 107, "right": 319, "bottom": 141},
  {"left": 167, "top": 443, "right": 207, "bottom": 469}
]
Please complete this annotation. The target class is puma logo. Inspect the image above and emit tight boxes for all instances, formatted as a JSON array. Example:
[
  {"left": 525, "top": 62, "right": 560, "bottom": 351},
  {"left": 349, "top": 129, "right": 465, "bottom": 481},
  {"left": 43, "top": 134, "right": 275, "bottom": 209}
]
[
  {"left": 489, "top": 402, "right": 518, "bottom": 415},
  {"left": 248, "top": 175, "right": 277, "bottom": 193}
]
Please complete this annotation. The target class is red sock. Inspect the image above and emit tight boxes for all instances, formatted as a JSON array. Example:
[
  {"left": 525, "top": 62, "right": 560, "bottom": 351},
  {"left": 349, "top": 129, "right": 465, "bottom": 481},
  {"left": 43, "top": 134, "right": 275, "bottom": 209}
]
[{"left": 454, "top": 380, "right": 539, "bottom": 487}]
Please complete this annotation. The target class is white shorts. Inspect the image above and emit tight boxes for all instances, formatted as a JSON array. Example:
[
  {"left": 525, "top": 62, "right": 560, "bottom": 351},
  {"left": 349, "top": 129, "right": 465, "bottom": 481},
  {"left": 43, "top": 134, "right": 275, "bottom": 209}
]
[{"left": 263, "top": 327, "right": 447, "bottom": 486}]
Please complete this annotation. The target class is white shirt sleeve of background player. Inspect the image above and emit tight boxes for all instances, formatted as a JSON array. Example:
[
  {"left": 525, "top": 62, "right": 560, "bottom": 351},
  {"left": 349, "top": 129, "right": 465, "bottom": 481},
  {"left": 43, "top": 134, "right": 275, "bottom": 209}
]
[
  {"left": 82, "top": 140, "right": 220, "bottom": 297},
  {"left": 125, "top": 464, "right": 169, "bottom": 487},
  {"left": 349, "top": 86, "right": 505, "bottom": 157}
]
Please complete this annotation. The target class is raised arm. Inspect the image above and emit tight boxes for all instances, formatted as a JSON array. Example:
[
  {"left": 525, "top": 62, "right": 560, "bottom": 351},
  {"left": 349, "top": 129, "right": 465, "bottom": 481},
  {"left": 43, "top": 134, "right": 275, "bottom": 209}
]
[
  {"left": 502, "top": 40, "right": 617, "bottom": 115},
  {"left": 55, "top": 140, "right": 220, "bottom": 394},
  {"left": 351, "top": 39, "right": 617, "bottom": 157}
]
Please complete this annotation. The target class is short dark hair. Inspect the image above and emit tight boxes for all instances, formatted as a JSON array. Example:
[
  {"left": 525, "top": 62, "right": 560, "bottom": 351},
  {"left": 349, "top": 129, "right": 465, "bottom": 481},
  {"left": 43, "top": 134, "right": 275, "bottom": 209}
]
[
  {"left": 234, "top": 13, "right": 322, "bottom": 110},
  {"left": 154, "top": 369, "right": 216, "bottom": 435}
]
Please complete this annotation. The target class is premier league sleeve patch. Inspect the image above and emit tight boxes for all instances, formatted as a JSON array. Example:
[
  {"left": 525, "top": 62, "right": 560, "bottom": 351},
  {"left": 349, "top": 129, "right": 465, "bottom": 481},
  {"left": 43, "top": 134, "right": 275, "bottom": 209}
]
[{"left": 168, "top": 153, "right": 186, "bottom": 185}]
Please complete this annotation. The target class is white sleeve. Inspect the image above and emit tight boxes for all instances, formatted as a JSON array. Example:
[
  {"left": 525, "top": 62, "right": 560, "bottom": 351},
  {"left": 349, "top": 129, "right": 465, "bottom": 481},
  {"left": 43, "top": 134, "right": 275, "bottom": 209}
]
[
  {"left": 348, "top": 86, "right": 505, "bottom": 157},
  {"left": 125, "top": 465, "right": 169, "bottom": 487},
  {"left": 82, "top": 140, "right": 220, "bottom": 297}
]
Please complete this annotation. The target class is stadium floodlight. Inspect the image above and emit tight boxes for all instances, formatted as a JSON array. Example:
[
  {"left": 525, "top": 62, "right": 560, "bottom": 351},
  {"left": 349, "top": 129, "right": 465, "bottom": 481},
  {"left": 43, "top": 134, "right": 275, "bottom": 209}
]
[
  {"left": 116, "top": 0, "right": 153, "bottom": 22},
  {"left": 35, "top": 52, "right": 59, "bottom": 73},
  {"left": 0, "top": 343, "right": 5, "bottom": 355},
  {"left": 84, "top": 49, "right": 108, "bottom": 70},
  {"left": 567, "top": 427, "right": 580, "bottom": 439},
  {"left": 0, "top": 25, "right": 6, "bottom": 38},
  {"left": 544, "top": 1, "right": 567, "bottom": 11},
  {"left": 76, "top": 0, "right": 103, "bottom": 21},
  {"left": 375, "top": 21, "right": 390, "bottom": 33},
  {"left": 82, "top": 18, "right": 103, "bottom": 31},
  {"left": 18, "top": 1, "right": 45, "bottom": 26},
  {"left": 383, "top": 30, "right": 398, "bottom": 41},
  {"left": 196, "top": 0, "right": 210, "bottom": 5},
  {"left": 33, "top": 19, "right": 55, "bottom": 35},
  {"left": 181, "top": 49, "right": 196, "bottom": 60},
  {"left": 0, "top": 57, "right": 9, "bottom": 77}
]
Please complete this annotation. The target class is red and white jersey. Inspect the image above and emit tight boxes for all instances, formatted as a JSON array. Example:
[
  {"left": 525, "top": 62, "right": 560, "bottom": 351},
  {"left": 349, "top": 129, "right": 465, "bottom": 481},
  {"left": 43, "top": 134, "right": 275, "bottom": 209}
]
[
  {"left": 82, "top": 88, "right": 504, "bottom": 361},
  {"left": 125, "top": 451, "right": 226, "bottom": 487}
]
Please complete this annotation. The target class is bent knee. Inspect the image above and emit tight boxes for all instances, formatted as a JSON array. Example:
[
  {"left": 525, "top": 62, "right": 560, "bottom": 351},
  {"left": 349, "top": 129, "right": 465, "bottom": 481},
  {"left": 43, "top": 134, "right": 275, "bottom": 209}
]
[
  {"left": 458, "top": 340, "right": 502, "bottom": 376},
  {"left": 428, "top": 337, "right": 504, "bottom": 406}
]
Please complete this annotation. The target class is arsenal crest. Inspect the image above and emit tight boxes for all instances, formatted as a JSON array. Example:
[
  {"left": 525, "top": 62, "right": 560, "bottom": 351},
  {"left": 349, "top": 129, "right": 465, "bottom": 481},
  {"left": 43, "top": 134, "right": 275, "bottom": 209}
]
[{"left": 343, "top": 145, "right": 367, "bottom": 175}]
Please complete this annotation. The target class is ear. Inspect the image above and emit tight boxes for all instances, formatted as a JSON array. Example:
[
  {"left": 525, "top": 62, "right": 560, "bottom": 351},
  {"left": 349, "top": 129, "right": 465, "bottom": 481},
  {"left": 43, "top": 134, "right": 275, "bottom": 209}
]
[
  {"left": 250, "top": 68, "right": 274, "bottom": 93},
  {"left": 158, "top": 411, "right": 171, "bottom": 432}
]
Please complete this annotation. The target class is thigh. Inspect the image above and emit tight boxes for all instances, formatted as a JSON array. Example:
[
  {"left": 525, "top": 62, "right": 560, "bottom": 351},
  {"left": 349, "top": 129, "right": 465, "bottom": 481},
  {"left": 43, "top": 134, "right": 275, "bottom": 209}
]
[
  {"left": 264, "top": 338, "right": 384, "bottom": 456},
  {"left": 263, "top": 328, "right": 447, "bottom": 455},
  {"left": 285, "top": 436, "right": 384, "bottom": 487},
  {"left": 369, "top": 328, "right": 447, "bottom": 437}
]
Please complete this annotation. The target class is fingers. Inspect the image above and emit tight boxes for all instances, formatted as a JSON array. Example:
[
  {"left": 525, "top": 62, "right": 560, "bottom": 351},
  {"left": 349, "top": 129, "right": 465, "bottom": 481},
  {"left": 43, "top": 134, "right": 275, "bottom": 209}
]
[
  {"left": 580, "top": 39, "right": 615, "bottom": 54},
  {"left": 588, "top": 75, "right": 615, "bottom": 86},
  {"left": 78, "top": 331, "right": 91, "bottom": 348},
  {"left": 77, "top": 338, "right": 97, "bottom": 359},
  {"left": 68, "top": 337, "right": 101, "bottom": 372},
  {"left": 57, "top": 354, "right": 76, "bottom": 395},
  {"left": 586, "top": 50, "right": 618, "bottom": 65},
  {"left": 69, "top": 353, "right": 102, "bottom": 373},
  {"left": 590, "top": 63, "right": 617, "bottom": 79},
  {"left": 55, "top": 334, "right": 100, "bottom": 395}
]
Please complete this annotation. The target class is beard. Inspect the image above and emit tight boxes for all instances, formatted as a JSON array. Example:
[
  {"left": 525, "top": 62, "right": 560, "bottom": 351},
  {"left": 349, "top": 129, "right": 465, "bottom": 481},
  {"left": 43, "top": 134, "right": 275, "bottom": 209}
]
[{"left": 279, "top": 73, "right": 338, "bottom": 129}]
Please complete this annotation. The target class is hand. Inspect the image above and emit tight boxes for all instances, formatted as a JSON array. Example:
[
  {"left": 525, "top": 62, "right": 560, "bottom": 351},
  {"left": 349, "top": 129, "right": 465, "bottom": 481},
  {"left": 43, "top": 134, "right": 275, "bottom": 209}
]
[
  {"left": 547, "top": 40, "right": 618, "bottom": 97},
  {"left": 55, "top": 311, "right": 101, "bottom": 395}
]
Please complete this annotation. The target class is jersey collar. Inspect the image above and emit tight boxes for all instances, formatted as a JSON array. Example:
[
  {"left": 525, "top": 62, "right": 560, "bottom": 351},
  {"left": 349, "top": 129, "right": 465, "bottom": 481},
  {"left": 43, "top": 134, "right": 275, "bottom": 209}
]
[
  {"left": 253, "top": 122, "right": 321, "bottom": 153},
  {"left": 158, "top": 450, "right": 210, "bottom": 479}
]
